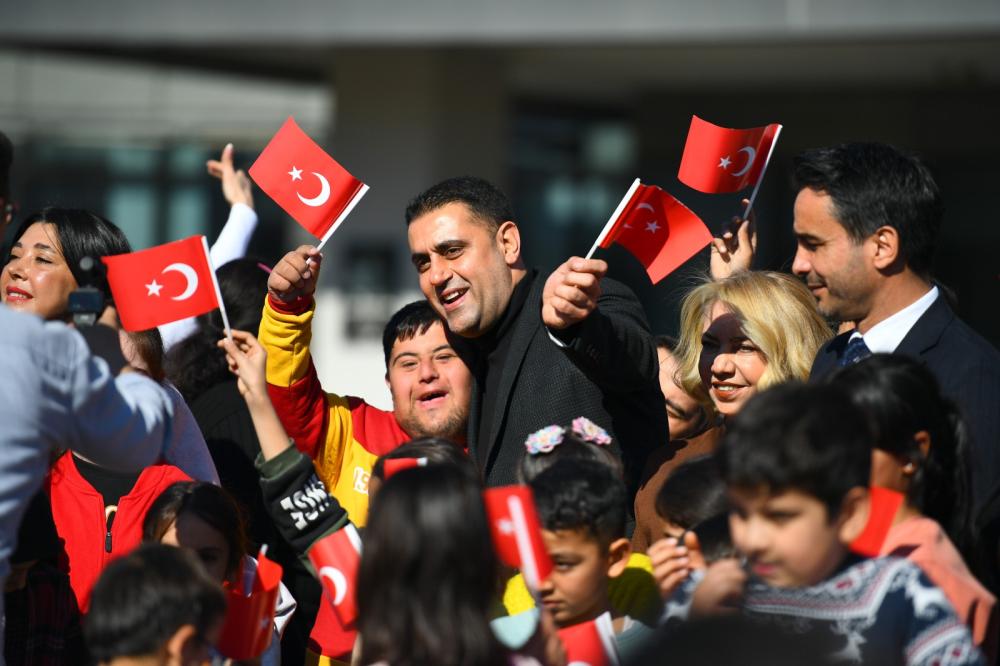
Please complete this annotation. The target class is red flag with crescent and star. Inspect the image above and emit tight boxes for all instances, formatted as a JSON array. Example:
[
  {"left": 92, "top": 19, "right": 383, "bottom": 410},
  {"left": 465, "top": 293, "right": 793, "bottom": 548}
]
[
  {"left": 102, "top": 235, "right": 221, "bottom": 332},
  {"left": 249, "top": 117, "right": 369, "bottom": 245},
  {"left": 595, "top": 181, "right": 712, "bottom": 284},
  {"left": 482, "top": 486, "right": 553, "bottom": 591},
  {"left": 557, "top": 612, "right": 620, "bottom": 666},
  {"left": 216, "top": 550, "right": 284, "bottom": 660},
  {"left": 309, "top": 524, "right": 363, "bottom": 627},
  {"left": 678, "top": 116, "right": 781, "bottom": 194}
]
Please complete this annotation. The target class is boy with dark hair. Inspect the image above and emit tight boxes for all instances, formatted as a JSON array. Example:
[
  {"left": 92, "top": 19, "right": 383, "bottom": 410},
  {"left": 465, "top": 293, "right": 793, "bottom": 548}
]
[
  {"left": 84, "top": 543, "right": 226, "bottom": 666},
  {"left": 665, "top": 383, "right": 984, "bottom": 666},
  {"left": 493, "top": 458, "right": 654, "bottom": 661}
]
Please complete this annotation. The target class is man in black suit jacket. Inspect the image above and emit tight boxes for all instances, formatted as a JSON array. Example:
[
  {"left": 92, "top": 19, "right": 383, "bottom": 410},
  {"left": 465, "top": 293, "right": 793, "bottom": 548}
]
[
  {"left": 792, "top": 142, "right": 1000, "bottom": 508},
  {"left": 406, "top": 177, "right": 668, "bottom": 488}
]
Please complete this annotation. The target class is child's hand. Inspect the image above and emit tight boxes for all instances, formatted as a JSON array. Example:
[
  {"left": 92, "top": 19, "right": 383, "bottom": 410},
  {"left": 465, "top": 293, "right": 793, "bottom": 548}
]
[
  {"left": 690, "top": 558, "right": 746, "bottom": 618},
  {"left": 268, "top": 246, "right": 322, "bottom": 303},
  {"left": 218, "top": 330, "right": 268, "bottom": 404},
  {"left": 649, "top": 531, "right": 707, "bottom": 600}
]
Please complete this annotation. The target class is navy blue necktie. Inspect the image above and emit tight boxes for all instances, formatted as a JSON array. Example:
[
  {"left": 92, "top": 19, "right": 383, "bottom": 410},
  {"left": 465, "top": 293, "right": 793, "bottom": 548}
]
[{"left": 839, "top": 335, "right": 872, "bottom": 367}]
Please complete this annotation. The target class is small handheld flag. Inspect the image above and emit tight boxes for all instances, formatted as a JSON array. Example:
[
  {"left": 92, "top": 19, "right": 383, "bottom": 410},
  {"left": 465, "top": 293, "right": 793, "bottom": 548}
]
[
  {"left": 250, "top": 117, "right": 369, "bottom": 250},
  {"left": 586, "top": 179, "right": 712, "bottom": 284},
  {"left": 382, "top": 457, "right": 429, "bottom": 480},
  {"left": 102, "top": 235, "right": 229, "bottom": 333},
  {"left": 309, "top": 524, "right": 363, "bottom": 627},
  {"left": 216, "top": 549, "right": 283, "bottom": 660},
  {"left": 557, "top": 612, "right": 621, "bottom": 666},
  {"left": 850, "top": 486, "right": 905, "bottom": 557},
  {"left": 483, "top": 486, "right": 553, "bottom": 592}
]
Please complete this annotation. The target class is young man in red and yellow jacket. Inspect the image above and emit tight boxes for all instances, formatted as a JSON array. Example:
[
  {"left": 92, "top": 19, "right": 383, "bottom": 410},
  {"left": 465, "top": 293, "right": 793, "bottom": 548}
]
[{"left": 260, "top": 245, "right": 473, "bottom": 664}]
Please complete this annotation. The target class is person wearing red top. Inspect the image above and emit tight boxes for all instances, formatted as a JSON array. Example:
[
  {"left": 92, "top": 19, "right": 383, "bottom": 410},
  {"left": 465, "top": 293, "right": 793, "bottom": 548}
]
[{"left": 45, "top": 453, "right": 190, "bottom": 611}]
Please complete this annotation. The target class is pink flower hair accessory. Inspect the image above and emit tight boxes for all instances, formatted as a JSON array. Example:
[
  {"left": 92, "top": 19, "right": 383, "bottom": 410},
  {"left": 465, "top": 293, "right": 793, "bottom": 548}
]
[
  {"left": 524, "top": 425, "right": 565, "bottom": 455},
  {"left": 571, "top": 417, "right": 612, "bottom": 446}
]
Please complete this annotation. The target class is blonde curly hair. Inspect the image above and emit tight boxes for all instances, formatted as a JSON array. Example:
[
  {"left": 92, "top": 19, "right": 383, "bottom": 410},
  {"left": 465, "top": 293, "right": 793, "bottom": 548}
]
[{"left": 674, "top": 271, "right": 833, "bottom": 413}]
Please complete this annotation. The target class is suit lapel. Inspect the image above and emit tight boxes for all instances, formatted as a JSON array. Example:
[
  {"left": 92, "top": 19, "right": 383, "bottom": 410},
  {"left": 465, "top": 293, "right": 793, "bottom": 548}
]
[
  {"left": 482, "top": 276, "right": 545, "bottom": 465},
  {"left": 894, "top": 295, "right": 953, "bottom": 357}
]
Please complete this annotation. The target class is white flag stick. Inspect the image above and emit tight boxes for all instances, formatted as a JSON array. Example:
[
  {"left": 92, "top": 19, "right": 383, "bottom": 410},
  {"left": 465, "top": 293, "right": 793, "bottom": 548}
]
[
  {"left": 316, "top": 183, "right": 370, "bottom": 253},
  {"left": 201, "top": 236, "right": 232, "bottom": 342},
  {"left": 742, "top": 125, "right": 783, "bottom": 220},
  {"left": 585, "top": 178, "right": 641, "bottom": 260}
]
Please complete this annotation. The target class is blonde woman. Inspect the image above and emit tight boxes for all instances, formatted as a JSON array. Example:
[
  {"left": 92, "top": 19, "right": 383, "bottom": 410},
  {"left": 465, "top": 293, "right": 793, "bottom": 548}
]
[{"left": 674, "top": 271, "right": 833, "bottom": 420}]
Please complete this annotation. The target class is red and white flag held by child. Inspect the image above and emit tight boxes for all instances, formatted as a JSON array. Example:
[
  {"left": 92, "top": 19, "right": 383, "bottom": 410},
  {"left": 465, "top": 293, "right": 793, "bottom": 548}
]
[
  {"left": 250, "top": 117, "right": 369, "bottom": 248},
  {"left": 557, "top": 612, "right": 620, "bottom": 666},
  {"left": 309, "top": 524, "right": 363, "bottom": 627},
  {"left": 678, "top": 116, "right": 782, "bottom": 194},
  {"left": 850, "top": 486, "right": 906, "bottom": 557},
  {"left": 216, "top": 549, "right": 284, "bottom": 661},
  {"left": 482, "top": 486, "right": 553, "bottom": 591},
  {"left": 382, "top": 457, "right": 429, "bottom": 480},
  {"left": 586, "top": 179, "right": 712, "bottom": 284},
  {"left": 102, "top": 235, "right": 225, "bottom": 332}
]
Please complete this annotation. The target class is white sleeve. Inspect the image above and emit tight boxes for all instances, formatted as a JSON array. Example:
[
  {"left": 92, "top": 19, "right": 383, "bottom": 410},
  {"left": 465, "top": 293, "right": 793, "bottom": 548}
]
[{"left": 160, "top": 383, "right": 220, "bottom": 484}]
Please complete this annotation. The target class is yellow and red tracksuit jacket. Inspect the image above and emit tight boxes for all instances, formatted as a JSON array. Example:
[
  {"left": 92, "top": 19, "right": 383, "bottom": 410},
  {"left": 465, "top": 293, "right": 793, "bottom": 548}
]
[{"left": 260, "top": 294, "right": 410, "bottom": 664}]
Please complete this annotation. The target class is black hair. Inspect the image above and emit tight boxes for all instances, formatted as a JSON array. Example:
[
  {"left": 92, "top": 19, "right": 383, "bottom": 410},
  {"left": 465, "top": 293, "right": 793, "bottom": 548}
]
[
  {"left": 519, "top": 424, "right": 623, "bottom": 485},
  {"left": 0, "top": 131, "right": 12, "bottom": 199},
  {"left": 143, "top": 482, "right": 248, "bottom": 582},
  {"left": 530, "top": 457, "right": 627, "bottom": 546},
  {"left": 654, "top": 334, "right": 679, "bottom": 353},
  {"left": 357, "top": 465, "right": 508, "bottom": 666},
  {"left": 84, "top": 543, "right": 226, "bottom": 663},
  {"left": 371, "top": 436, "right": 480, "bottom": 484},
  {"left": 380, "top": 300, "right": 445, "bottom": 367},
  {"left": 828, "top": 354, "right": 973, "bottom": 557},
  {"left": 165, "top": 258, "right": 270, "bottom": 402},
  {"left": 655, "top": 455, "right": 728, "bottom": 530},
  {"left": 717, "top": 383, "right": 871, "bottom": 517},
  {"left": 404, "top": 176, "right": 514, "bottom": 235},
  {"left": 793, "top": 142, "right": 943, "bottom": 277},
  {"left": 9, "top": 208, "right": 132, "bottom": 304}
]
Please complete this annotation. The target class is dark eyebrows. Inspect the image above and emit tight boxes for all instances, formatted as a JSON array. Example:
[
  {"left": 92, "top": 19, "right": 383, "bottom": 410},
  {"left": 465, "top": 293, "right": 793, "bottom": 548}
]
[{"left": 433, "top": 239, "right": 466, "bottom": 253}]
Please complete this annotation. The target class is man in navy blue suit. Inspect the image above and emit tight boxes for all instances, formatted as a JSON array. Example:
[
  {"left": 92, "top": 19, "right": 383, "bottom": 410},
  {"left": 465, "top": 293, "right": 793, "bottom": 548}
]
[{"left": 793, "top": 142, "right": 1000, "bottom": 508}]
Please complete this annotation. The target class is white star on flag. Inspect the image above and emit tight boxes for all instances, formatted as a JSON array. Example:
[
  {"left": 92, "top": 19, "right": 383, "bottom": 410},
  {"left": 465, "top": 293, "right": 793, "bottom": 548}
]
[
  {"left": 145, "top": 279, "right": 163, "bottom": 297},
  {"left": 288, "top": 166, "right": 303, "bottom": 181},
  {"left": 718, "top": 156, "right": 732, "bottom": 169},
  {"left": 645, "top": 220, "right": 661, "bottom": 233},
  {"left": 498, "top": 519, "right": 514, "bottom": 535}
]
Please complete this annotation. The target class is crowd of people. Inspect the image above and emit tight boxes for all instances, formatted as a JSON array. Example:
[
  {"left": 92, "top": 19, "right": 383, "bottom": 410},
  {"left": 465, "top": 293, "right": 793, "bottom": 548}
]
[{"left": 0, "top": 128, "right": 999, "bottom": 666}]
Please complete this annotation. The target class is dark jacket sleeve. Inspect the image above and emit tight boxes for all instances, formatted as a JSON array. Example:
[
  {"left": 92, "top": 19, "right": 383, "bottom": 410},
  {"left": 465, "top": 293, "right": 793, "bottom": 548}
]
[
  {"left": 257, "top": 446, "right": 350, "bottom": 556},
  {"left": 550, "top": 277, "right": 659, "bottom": 393}
]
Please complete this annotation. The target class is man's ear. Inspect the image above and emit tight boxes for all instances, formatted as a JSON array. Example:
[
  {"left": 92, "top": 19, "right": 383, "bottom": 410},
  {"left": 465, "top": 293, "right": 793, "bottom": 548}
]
[
  {"left": 606, "top": 537, "right": 632, "bottom": 579},
  {"left": 870, "top": 225, "right": 901, "bottom": 271},
  {"left": 496, "top": 221, "right": 522, "bottom": 267},
  {"left": 837, "top": 486, "right": 870, "bottom": 545},
  {"left": 164, "top": 623, "right": 200, "bottom": 666}
]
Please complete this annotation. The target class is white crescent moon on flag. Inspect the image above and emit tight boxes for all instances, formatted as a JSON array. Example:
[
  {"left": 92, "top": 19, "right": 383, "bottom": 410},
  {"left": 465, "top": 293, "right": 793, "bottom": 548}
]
[
  {"left": 637, "top": 203, "right": 655, "bottom": 213},
  {"left": 297, "top": 172, "right": 332, "bottom": 207},
  {"left": 731, "top": 146, "right": 756, "bottom": 177},
  {"left": 319, "top": 566, "right": 348, "bottom": 606},
  {"left": 161, "top": 263, "right": 198, "bottom": 301}
]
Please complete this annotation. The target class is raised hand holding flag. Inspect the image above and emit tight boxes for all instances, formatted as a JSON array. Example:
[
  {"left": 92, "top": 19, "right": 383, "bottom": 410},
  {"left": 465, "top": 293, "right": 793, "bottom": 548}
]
[
  {"left": 586, "top": 179, "right": 712, "bottom": 284},
  {"left": 102, "top": 235, "right": 229, "bottom": 333},
  {"left": 250, "top": 117, "right": 369, "bottom": 250}
]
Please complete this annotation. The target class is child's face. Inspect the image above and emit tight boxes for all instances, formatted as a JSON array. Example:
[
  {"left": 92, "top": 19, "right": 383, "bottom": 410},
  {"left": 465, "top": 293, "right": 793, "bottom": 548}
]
[
  {"left": 537, "top": 528, "right": 629, "bottom": 627},
  {"left": 160, "top": 512, "right": 232, "bottom": 584},
  {"left": 728, "top": 485, "right": 858, "bottom": 588}
]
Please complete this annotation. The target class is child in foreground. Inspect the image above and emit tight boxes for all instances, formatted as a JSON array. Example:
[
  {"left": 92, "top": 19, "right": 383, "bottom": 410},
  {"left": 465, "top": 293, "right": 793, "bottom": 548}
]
[
  {"left": 663, "top": 383, "right": 984, "bottom": 666},
  {"left": 494, "top": 457, "right": 655, "bottom": 662}
]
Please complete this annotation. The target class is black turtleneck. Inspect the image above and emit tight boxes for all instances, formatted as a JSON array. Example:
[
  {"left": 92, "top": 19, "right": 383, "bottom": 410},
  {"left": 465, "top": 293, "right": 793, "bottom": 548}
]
[{"left": 475, "top": 270, "right": 536, "bottom": 454}]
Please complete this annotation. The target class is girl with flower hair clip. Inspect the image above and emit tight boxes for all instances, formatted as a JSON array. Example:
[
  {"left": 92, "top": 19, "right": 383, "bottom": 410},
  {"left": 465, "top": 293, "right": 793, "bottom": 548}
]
[{"left": 519, "top": 417, "right": 624, "bottom": 484}]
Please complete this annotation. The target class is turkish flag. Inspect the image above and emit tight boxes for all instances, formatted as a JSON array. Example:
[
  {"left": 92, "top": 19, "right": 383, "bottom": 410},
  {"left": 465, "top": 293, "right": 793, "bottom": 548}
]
[
  {"left": 850, "top": 486, "right": 905, "bottom": 557},
  {"left": 382, "top": 457, "right": 428, "bottom": 480},
  {"left": 216, "top": 552, "right": 283, "bottom": 660},
  {"left": 309, "top": 524, "right": 363, "bottom": 627},
  {"left": 557, "top": 613, "right": 620, "bottom": 666},
  {"left": 678, "top": 116, "right": 781, "bottom": 194},
  {"left": 102, "top": 235, "right": 220, "bottom": 332},
  {"left": 482, "top": 486, "right": 553, "bottom": 591},
  {"left": 598, "top": 182, "right": 712, "bottom": 284},
  {"left": 249, "top": 117, "right": 369, "bottom": 244}
]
